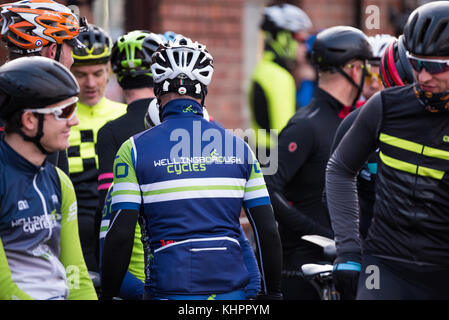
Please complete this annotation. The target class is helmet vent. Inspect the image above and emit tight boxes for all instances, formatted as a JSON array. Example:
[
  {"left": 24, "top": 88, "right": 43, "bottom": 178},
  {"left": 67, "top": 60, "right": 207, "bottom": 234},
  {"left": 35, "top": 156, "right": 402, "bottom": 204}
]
[
  {"left": 434, "top": 21, "right": 448, "bottom": 43},
  {"left": 186, "top": 52, "right": 193, "bottom": 64},
  {"left": 419, "top": 18, "right": 431, "bottom": 45}
]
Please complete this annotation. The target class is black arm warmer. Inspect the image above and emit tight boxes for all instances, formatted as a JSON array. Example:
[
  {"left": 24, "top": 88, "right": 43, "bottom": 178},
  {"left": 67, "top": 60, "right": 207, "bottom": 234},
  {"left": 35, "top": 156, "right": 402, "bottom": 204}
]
[
  {"left": 245, "top": 204, "right": 283, "bottom": 297},
  {"left": 101, "top": 209, "right": 138, "bottom": 299},
  {"left": 326, "top": 92, "right": 383, "bottom": 261}
]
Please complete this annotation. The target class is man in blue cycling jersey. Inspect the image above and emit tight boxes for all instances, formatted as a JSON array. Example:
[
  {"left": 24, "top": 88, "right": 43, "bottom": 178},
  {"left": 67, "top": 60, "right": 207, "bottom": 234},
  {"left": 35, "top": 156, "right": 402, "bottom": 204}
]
[
  {"left": 101, "top": 36, "right": 283, "bottom": 300},
  {"left": 0, "top": 57, "right": 96, "bottom": 300}
]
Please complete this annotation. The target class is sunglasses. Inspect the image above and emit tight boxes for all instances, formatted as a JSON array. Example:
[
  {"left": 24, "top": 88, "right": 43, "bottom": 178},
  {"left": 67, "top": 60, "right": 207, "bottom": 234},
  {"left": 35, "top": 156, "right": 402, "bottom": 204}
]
[
  {"left": 25, "top": 97, "right": 78, "bottom": 121},
  {"left": 406, "top": 52, "right": 449, "bottom": 75},
  {"left": 345, "top": 62, "right": 367, "bottom": 70},
  {"left": 365, "top": 64, "right": 382, "bottom": 86}
]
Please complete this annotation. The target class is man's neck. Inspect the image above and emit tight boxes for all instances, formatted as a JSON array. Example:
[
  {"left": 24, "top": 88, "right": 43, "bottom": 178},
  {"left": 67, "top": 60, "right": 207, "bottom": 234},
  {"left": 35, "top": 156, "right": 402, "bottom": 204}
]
[
  {"left": 318, "top": 79, "right": 356, "bottom": 107},
  {"left": 124, "top": 88, "right": 155, "bottom": 105},
  {"left": 4, "top": 133, "right": 46, "bottom": 167}
]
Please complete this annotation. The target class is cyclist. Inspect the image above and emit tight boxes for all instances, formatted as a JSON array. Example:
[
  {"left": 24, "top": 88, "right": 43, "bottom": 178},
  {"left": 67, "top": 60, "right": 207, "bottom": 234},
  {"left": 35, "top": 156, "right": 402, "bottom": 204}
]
[
  {"left": 100, "top": 145, "right": 261, "bottom": 300},
  {"left": 330, "top": 35, "right": 414, "bottom": 240},
  {"left": 326, "top": 1, "right": 449, "bottom": 300},
  {"left": 363, "top": 34, "right": 397, "bottom": 100},
  {"left": 101, "top": 36, "right": 283, "bottom": 300},
  {"left": 379, "top": 35, "right": 415, "bottom": 88},
  {"left": 97, "top": 30, "right": 163, "bottom": 214},
  {"left": 0, "top": 0, "right": 87, "bottom": 174},
  {"left": 264, "top": 26, "right": 373, "bottom": 300},
  {"left": 69, "top": 24, "right": 126, "bottom": 273},
  {"left": 95, "top": 30, "right": 163, "bottom": 299},
  {"left": 0, "top": 56, "right": 96, "bottom": 300},
  {"left": 248, "top": 3, "right": 312, "bottom": 162}
]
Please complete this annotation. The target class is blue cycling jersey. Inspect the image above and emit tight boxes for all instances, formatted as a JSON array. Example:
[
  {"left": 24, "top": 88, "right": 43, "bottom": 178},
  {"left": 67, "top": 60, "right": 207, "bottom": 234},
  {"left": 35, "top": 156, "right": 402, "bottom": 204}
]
[
  {"left": 0, "top": 140, "right": 96, "bottom": 300},
  {"left": 111, "top": 99, "right": 270, "bottom": 296},
  {"left": 100, "top": 185, "right": 260, "bottom": 300}
]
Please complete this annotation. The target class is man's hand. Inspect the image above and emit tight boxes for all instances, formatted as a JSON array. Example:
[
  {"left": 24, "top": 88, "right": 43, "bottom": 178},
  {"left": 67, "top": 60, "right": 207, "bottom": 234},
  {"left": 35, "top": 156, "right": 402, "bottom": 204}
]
[{"left": 332, "top": 260, "right": 361, "bottom": 300}]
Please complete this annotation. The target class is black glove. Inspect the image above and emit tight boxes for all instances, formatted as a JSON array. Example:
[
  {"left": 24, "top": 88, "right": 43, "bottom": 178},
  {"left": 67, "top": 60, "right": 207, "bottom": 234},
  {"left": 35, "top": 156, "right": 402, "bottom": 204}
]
[{"left": 332, "top": 260, "right": 361, "bottom": 300}]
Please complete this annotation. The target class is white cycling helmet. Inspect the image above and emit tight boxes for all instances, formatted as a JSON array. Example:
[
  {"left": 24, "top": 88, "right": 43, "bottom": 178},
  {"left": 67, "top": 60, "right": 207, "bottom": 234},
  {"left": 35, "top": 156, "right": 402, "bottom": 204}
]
[
  {"left": 144, "top": 99, "right": 161, "bottom": 129},
  {"left": 150, "top": 36, "right": 214, "bottom": 104},
  {"left": 144, "top": 98, "right": 210, "bottom": 129},
  {"left": 368, "top": 34, "right": 397, "bottom": 64},
  {"left": 263, "top": 3, "right": 312, "bottom": 33}
]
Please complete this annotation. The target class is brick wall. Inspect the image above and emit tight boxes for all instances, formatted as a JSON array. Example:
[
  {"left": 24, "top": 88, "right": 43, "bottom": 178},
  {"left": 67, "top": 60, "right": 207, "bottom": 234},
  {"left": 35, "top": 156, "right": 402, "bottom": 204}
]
[
  {"left": 0, "top": 0, "right": 410, "bottom": 129},
  {"left": 157, "top": 0, "right": 246, "bottom": 130},
  {"left": 135, "top": 0, "right": 406, "bottom": 130}
]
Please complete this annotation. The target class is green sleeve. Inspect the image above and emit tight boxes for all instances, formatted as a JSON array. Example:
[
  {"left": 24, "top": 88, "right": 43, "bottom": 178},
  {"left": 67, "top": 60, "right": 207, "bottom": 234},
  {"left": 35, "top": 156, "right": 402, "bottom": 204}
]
[
  {"left": 56, "top": 167, "right": 98, "bottom": 300},
  {"left": 0, "top": 239, "right": 33, "bottom": 300},
  {"left": 111, "top": 139, "right": 142, "bottom": 212}
]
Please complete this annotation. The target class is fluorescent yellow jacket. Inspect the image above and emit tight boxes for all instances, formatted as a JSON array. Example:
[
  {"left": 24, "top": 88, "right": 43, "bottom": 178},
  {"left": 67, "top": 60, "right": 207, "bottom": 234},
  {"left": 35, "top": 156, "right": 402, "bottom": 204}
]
[{"left": 68, "top": 97, "right": 126, "bottom": 215}]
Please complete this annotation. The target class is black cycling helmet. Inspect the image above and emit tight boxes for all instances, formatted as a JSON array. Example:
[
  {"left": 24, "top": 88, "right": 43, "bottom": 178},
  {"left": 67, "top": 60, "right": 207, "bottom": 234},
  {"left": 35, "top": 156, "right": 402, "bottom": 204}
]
[
  {"left": 0, "top": 56, "right": 79, "bottom": 154},
  {"left": 403, "top": 1, "right": 449, "bottom": 57},
  {"left": 380, "top": 35, "right": 414, "bottom": 88},
  {"left": 111, "top": 30, "right": 163, "bottom": 89},
  {"left": 312, "top": 26, "right": 372, "bottom": 108},
  {"left": 72, "top": 24, "right": 112, "bottom": 65},
  {"left": 0, "top": 56, "right": 79, "bottom": 119},
  {"left": 312, "top": 26, "right": 373, "bottom": 71}
]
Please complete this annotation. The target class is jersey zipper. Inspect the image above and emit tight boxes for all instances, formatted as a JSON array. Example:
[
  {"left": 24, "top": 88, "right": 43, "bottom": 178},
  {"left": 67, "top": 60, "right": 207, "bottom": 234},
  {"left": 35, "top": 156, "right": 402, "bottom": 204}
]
[{"left": 33, "top": 169, "right": 52, "bottom": 243}]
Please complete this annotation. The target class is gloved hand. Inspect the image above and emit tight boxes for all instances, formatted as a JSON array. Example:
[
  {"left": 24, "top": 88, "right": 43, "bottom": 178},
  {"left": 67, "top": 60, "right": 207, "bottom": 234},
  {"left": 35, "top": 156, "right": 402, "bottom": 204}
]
[{"left": 332, "top": 260, "right": 361, "bottom": 300}]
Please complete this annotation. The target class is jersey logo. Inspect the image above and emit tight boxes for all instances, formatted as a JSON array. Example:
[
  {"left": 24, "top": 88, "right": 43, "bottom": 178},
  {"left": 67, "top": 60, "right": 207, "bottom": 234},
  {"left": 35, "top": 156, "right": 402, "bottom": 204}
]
[
  {"left": 51, "top": 194, "right": 59, "bottom": 205},
  {"left": 443, "top": 135, "right": 449, "bottom": 144},
  {"left": 210, "top": 148, "right": 218, "bottom": 157},
  {"left": 115, "top": 162, "right": 129, "bottom": 178},
  {"left": 18, "top": 200, "right": 29, "bottom": 211},
  {"left": 183, "top": 105, "right": 198, "bottom": 114},
  {"left": 288, "top": 142, "right": 298, "bottom": 152}
]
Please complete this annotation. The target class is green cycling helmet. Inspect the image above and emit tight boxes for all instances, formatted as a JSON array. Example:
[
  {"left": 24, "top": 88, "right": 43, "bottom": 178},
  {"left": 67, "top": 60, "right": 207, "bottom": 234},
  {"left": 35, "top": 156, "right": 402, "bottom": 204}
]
[{"left": 111, "top": 30, "right": 163, "bottom": 88}]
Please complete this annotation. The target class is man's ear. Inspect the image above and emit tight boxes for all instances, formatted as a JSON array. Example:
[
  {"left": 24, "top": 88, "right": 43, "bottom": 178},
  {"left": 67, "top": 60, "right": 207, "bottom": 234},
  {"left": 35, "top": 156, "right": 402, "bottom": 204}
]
[
  {"left": 40, "top": 43, "right": 57, "bottom": 59},
  {"left": 21, "top": 111, "right": 38, "bottom": 133}
]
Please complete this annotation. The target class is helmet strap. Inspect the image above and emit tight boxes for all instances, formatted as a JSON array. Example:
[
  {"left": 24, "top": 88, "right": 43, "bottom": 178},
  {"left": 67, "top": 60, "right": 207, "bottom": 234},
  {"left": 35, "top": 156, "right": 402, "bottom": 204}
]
[
  {"left": 336, "top": 65, "right": 366, "bottom": 109},
  {"left": 16, "top": 114, "right": 52, "bottom": 155},
  {"left": 54, "top": 43, "right": 63, "bottom": 63}
]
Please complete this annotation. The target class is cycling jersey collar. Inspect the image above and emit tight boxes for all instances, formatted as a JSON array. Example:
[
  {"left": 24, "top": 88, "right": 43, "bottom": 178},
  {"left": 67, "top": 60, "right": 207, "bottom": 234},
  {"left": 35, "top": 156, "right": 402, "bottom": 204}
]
[
  {"left": 314, "top": 87, "right": 346, "bottom": 113},
  {"left": 0, "top": 139, "right": 49, "bottom": 173},
  {"left": 160, "top": 98, "right": 204, "bottom": 121}
]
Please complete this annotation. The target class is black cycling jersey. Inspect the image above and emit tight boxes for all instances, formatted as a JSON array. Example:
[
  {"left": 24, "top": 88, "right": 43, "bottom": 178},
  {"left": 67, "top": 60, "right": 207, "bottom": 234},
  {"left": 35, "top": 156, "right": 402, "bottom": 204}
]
[
  {"left": 265, "top": 87, "right": 348, "bottom": 299},
  {"left": 97, "top": 97, "right": 154, "bottom": 209},
  {"left": 327, "top": 85, "right": 449, "bottom": 267}
]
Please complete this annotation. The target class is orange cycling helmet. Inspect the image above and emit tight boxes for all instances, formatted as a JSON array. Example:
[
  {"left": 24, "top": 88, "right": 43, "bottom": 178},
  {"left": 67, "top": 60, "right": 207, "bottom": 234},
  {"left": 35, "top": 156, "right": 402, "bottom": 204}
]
[{"left": 0, "top": 0, "right": 84, "bottom": 53}]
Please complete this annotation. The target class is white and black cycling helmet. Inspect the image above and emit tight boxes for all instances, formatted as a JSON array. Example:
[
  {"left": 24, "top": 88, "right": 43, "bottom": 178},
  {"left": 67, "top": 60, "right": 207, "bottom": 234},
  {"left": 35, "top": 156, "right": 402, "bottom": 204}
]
[
  {"left": 368, "top": 34, "right": 397, "bottom": 66},
  {"left": 150, "top": 36, "right": 214, "bottom": 105}
]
